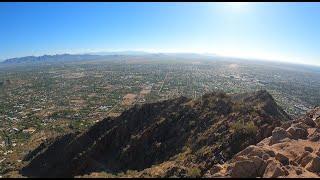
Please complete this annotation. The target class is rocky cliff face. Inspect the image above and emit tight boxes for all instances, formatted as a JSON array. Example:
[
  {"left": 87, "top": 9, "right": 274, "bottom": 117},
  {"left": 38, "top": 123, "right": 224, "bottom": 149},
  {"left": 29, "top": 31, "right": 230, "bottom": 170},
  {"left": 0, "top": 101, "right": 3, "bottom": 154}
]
[
  {"left": 208, "top": 107, "right": 320, "bottom": 178},
  {"left": 19, "top": 90, "right": 291, "bottom": 178}
]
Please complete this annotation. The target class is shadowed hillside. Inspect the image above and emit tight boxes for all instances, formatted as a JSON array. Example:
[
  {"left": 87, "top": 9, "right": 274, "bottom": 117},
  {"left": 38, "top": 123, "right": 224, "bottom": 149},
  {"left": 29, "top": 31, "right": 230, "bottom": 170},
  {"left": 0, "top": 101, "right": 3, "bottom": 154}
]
[{"left": 20, "top": 90, "right": 291, "bottom": 178}]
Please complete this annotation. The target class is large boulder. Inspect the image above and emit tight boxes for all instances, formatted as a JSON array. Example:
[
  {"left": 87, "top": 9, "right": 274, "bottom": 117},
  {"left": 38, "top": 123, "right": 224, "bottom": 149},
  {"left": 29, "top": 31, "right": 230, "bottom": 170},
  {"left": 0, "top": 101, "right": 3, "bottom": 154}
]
[
  {"left": 287, "top": 127, "right": 308, "bottom": 140},
  {"left": 308, "top": 130, "right": 320, "bottom": 142},
  {"left": 230, "top": 160, "right": 256, "bottom": 178},
  {"left": 306, "top": 157, "right": 320, "bottom": 173},
  {"left": 300, "top": 153, "right": 314, "bottom": 167},
  {"left": 293, "top": 122, "right": 309, "bottom": 131},
  {"left": 269, "top": 127, "right": 291, "bottom": 145},
  {"left": 234, "top": 145, "right": 266, "bottom": 159},
  {"left": 309, "top": 133, "right": 320, "bottom": 142},
  {"left": 264, "top": 149, "right": 276, "bottom": 157},
  {"left": 264, "top": 125, "right": 274, "bottom": 138},
  {"left": 295, "top": 151, "right": 310, "bottom": 165},
  {"left": 230, "top": 156, "right": 267, "bottom": 178},
  {"left": 280, "top": 122, "right": 292, "bottom": 130},
  {"left": 275, "top": 153, "right": 289, "bottom": 165},
  {"left": 302, "top": 117, "right": 317, "bottom": 128},
  {"left": 251, "top": 156, "right": 267, "bottom": 177},
  {"left": 263, "top": 161, "right": 285, "bottom": 178}
]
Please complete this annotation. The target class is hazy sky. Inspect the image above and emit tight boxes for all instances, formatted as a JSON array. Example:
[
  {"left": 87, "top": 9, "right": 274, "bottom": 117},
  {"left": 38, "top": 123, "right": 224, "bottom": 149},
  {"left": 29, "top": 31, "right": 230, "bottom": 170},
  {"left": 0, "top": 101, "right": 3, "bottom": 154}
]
[{"left": 1, "top": 2, "right": 320, "bottom": 66}]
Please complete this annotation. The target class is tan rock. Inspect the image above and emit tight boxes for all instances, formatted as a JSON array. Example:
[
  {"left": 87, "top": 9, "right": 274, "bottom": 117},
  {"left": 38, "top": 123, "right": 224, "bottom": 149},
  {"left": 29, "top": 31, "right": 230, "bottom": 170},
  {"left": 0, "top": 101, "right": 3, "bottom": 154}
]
[
  {"left": 251, "top": 156, "right": 267, "bottom": 177},
  {"left": 230, "top": 160, "right": 256, "bottom": 178},
  {"left": 287, "top": 127, "right": 308, "bottom": 140},
  {"left": 269, "top": 127, "right": 291, "bottom": 145},
  {"left": 257, "top": 137, "right": 271, "bottom": 147},
  {"left": 234, "top": 145, "right": 266, "bottom": 159},
  {"left": 232, "top": 155, "right": 249, "bottom": 162},
  {"left": 263, "top": 161, "right": 285, "bottom": 178}
]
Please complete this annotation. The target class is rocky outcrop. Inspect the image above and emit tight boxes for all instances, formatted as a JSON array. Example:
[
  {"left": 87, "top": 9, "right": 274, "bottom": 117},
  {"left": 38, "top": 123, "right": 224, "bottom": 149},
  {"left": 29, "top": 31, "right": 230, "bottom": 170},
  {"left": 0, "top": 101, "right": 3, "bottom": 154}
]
[
  {"left": 269, "top": 127, "right": 292, "bottom": 145},
  {"left": 306, "top": 156, "right": 320, "bottom": 173},
  {"left": 263, "top": 161, "right": 285, "bottom": 178},
  {"left": 210, "top": 107, "right": 320, "bottom": 178}
]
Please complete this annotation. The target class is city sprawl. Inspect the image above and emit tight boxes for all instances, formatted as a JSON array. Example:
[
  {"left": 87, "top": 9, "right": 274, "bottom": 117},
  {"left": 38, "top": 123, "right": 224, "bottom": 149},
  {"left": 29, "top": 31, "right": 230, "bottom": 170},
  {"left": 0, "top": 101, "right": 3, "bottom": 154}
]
[{"left": 0, "top": 58, "right": 319, "bottom": 174}]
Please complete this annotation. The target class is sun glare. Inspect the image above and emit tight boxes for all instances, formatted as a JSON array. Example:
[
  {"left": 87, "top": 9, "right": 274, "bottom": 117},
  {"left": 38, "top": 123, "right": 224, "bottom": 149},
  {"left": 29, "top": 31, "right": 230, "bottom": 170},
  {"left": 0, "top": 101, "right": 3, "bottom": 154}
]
[{"left": 224, "top": 2, "right": 251, "bottom": 12}]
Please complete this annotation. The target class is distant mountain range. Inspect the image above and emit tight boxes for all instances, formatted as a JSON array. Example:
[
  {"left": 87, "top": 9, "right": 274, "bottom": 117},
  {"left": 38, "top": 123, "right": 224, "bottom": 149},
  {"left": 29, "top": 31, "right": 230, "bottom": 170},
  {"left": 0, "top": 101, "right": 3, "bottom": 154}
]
[
  {"left": 1, "top": 54, "right": 105, "bottom": 64},
  {"left": 2, "top": 52, "right": 319, "bottom": 74},
  {"left": 1, "top": 52, "right": 219, "bottom": 64}
]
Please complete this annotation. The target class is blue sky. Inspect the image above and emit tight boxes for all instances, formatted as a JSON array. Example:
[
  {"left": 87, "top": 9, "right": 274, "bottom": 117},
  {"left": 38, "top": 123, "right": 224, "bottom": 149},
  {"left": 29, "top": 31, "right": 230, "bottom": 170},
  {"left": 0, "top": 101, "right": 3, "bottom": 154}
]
[{"left": 0, "top": 2, "right": 320, "bottom": 66}]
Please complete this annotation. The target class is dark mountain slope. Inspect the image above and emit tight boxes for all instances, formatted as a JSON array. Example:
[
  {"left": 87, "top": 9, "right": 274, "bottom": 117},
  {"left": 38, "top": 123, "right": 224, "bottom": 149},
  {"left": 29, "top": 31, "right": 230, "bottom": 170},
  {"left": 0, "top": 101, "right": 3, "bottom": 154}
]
[
  {"left": 2, "top": 54, "right": 105, "bottom": 64},
  {"left": 20, "top": 90, "right": 290, "bottom": 178}
]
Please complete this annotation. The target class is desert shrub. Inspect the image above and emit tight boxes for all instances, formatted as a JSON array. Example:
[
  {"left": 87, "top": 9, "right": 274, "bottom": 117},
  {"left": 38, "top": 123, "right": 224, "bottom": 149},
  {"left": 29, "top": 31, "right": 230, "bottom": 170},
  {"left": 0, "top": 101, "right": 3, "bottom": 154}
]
[
  {"left": 231, "top": 121, "right": 244, "bottom": 133},
  {"left": 187, "top": 167, "right": 201, "bottom": 178},
  {"left": 245, "top": 121, "right": 258, "bottom": 135},
  {"left": 230, "top": 120, "right": 258, "bottom": 154},
  {"left": 231, "top": 120, "right": 257, "bottom": 136}
]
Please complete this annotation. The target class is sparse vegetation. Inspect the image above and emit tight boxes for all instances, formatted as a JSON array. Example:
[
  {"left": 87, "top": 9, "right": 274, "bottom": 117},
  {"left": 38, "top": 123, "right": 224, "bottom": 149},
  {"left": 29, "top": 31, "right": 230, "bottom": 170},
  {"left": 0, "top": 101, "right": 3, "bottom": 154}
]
[
  {"left": 187, "top": 167, "right": 201, "bottom": 178},
  {"left": 231, "top": 120, "right": 258, "bottom": 136}
]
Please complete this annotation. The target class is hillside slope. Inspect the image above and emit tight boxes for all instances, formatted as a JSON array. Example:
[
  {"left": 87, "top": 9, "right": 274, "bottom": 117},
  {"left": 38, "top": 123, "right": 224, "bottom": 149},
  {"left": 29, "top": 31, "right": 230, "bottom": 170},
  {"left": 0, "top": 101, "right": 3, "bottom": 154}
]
[
  {"left": 207, "top": 107, "right": 320, "bottom": 178},
  {"left": 19, "top": 90, "right": 290, "bottom": 178}
]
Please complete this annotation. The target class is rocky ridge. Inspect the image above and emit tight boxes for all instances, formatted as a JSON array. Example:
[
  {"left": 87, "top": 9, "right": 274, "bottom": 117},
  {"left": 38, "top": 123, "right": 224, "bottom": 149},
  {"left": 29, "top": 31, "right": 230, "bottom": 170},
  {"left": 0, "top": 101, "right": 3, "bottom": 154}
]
[
  {"left": 208, "top": 107, "right": 320, "bottom": 178},
  {"left": 17, "top": 90, "right": 291, "bottom": 178}
]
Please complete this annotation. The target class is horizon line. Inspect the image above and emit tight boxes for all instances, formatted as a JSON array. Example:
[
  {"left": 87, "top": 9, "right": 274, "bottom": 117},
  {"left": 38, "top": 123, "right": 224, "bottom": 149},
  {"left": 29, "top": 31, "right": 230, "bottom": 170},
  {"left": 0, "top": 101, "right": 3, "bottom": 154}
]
[{"left": 1, "top": 50, "right": 320, "bottom": 68}]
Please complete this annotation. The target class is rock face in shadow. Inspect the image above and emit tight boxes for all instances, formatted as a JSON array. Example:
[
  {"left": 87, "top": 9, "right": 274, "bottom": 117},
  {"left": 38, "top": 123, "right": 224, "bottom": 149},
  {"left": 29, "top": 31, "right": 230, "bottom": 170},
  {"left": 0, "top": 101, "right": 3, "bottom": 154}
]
[{"left": 20, "top": 90, "right": 290, "bottom": 178}]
